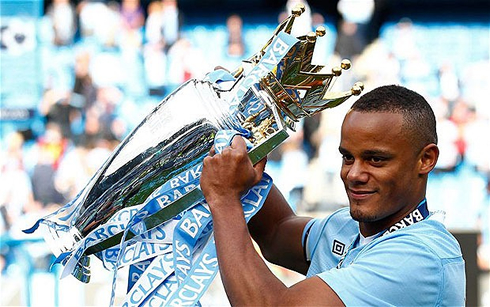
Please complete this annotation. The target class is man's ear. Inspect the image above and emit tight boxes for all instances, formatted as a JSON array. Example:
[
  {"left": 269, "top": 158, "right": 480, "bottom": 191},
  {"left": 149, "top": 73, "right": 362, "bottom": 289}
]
[{"left": 419, "top": 143, "right": 439, "bottom": 175}]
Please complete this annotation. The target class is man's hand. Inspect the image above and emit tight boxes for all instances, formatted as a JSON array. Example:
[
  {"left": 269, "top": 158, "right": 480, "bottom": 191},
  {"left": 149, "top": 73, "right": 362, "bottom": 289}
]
[{"left": 200, "top": 136, "right": 267, "bottom": 207}]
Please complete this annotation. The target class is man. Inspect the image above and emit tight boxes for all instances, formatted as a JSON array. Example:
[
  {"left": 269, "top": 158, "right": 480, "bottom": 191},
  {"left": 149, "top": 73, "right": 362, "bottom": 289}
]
[{"left": 200, "top": 85, "right": 466, "bottom": 306}]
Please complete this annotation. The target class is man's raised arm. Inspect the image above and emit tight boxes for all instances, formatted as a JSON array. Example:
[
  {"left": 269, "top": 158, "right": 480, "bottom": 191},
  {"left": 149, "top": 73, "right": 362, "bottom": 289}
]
[
  {"left": 200, "top": 136, "right": 344, "bottom": 306},
  {"left": 248, "top": 184, "right": 312, "bottom": 275}
]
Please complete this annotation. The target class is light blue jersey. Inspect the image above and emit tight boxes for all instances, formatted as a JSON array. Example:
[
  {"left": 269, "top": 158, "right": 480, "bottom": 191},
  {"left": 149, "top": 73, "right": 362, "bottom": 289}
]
[{"left": 304, "top": 205, "right": 466, "bottom": 306}]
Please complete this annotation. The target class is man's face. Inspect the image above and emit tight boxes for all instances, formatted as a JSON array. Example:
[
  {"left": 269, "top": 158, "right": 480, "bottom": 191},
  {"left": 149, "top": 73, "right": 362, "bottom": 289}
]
[{"left": 339, "top": 110, "right": 423, "bottom": 235}]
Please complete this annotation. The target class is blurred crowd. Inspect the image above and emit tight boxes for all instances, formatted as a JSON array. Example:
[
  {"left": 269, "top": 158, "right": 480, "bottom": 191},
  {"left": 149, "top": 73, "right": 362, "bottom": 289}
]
[{"left": 1, "top": 0, "right": 489, "bottom": 301}]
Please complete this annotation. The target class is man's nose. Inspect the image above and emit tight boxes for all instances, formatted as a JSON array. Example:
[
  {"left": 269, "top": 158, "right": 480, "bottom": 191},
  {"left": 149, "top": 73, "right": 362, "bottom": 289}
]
[{"left": 345, "top": 160, "right": 369, "bottom": 183}]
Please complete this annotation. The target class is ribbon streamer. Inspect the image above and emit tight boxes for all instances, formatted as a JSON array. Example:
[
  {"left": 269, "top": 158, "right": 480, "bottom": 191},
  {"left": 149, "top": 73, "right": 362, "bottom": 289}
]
[{"left": 107, "top": 130, "right": 273, "bottom": 306}]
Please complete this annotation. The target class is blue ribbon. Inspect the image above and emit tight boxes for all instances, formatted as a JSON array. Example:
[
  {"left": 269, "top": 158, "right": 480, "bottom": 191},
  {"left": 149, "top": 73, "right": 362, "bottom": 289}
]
[{"left": 23, "top": 29, "right": 300, "bottom": 306}]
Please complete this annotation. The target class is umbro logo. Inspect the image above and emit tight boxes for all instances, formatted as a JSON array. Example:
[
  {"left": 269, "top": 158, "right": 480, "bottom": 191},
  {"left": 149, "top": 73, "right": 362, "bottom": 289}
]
[{"left": 332, "top": 240, "right": 345, "bottom": 256}]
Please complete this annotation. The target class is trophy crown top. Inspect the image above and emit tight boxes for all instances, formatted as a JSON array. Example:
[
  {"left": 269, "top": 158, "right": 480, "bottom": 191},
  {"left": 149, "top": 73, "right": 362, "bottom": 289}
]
[
  {"left": 241, "top": 12, "right": 364, "bottom": 122},
  {"left": 291, "top": 3, "right": 305, "bottom": 16},
  {"left": 315, "top": 26, "right": 326, "bottom": 37}
]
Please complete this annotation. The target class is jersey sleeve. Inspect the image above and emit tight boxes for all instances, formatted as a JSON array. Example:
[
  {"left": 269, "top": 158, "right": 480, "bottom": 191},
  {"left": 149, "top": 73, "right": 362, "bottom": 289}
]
[{"left": 302, "top": 218, "right": 319, "bottom": 262}]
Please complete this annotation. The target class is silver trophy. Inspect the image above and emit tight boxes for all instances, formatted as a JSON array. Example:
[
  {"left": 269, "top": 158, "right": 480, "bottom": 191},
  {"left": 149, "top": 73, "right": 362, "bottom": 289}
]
[{"left": 25, "top": 4, "right": 363, "bottom": 283}]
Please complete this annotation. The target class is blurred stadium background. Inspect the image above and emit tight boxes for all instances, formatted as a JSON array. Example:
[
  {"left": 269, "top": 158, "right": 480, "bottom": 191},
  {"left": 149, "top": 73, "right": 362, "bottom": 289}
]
[{"left": 0, "top": 0, "right": 489, "bottom": 305}]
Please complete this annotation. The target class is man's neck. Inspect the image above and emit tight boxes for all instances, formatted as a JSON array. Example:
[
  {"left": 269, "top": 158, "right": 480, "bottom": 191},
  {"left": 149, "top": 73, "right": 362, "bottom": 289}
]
[{"left": 359, "top": 199, "right": 427, "bottom": 237}]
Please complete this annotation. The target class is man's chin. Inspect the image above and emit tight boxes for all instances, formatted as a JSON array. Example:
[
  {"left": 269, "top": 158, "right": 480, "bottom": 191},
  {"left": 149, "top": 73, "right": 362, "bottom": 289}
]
[{"left": 349, "top": 207, "right": 379, "bottom": 223}]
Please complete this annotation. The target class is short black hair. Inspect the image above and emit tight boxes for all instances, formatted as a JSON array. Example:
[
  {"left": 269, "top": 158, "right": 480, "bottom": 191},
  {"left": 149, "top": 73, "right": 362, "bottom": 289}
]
[{"left": 351, "top": 85, "right": 438, "bottom": 148}]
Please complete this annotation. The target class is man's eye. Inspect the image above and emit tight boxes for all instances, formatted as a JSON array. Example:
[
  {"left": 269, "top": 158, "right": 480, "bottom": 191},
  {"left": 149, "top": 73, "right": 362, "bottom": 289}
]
[
  {"left": 342, "top": 155, "right": 354, "bottom": 163},
  {"left": 370, "top": 156, "right": 385, "bottom": 164}
]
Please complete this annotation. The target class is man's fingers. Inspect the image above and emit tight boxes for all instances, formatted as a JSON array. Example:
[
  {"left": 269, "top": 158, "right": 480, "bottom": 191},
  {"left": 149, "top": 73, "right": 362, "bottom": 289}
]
[
  {"left": 209, "top": 145, "right": 216, "bottom": 156},
  {"left": 230, "top": 135, "right": 247, "bottom": 150},
  {"left": 254, "top": 156, "right": 267, "bottom": 174}
]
